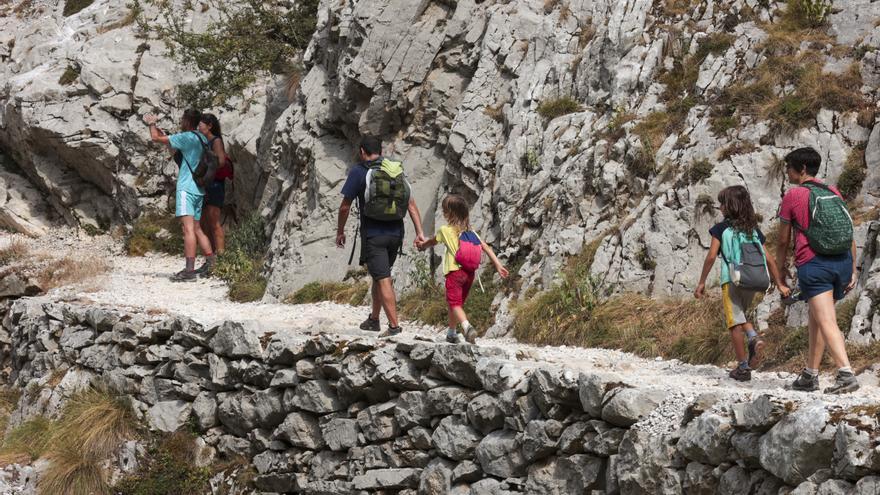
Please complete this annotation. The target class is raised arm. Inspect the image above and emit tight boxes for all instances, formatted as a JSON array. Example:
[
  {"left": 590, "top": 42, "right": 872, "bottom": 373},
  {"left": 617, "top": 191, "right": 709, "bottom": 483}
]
[
  {"left": 144, "top": 114, "right": 171, "bottom": 145},
  {"left": 481, "top": 240, "right": 509, "bottom": 278},
  {"left": 695, "top": 237, "right": 721, "bottom": 298}
]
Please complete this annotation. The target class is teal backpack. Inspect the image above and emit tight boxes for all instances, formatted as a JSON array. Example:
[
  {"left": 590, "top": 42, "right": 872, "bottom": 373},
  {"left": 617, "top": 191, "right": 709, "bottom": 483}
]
[
  {"left": 797, "top": 182, "right": 853, "bottom": 255},
  {"left": 721, "top": 228, "right": 771, "bottom": 292}
]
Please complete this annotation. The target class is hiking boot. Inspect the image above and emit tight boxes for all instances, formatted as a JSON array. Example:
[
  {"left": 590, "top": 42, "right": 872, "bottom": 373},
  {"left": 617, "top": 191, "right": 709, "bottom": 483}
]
[
  {"left": 378, "top": 326, "right": 402, "bottom": 338},
  {"left": 445, "top": 329, "right": 460, "bottom": 344},
  {"left": 729, "top": 367, "right": 751, "bottom": 382},
  {"left": 170, "top": 269, "right": 197, "bottom": 282},
  {"left": 194, "top": 260, "right": 214, "bottom": 278},
  {"left": 747, "top": 337, "right": 765, "bottom": 369},
  {"left": 359, "top": 316, "right": 380, "bottom": 332},
  {"left": 789, "top": 369, "right": 819, "bottom": 392},
  {"left": 824, "top": 371, "right": 860, "bottom": 395},
  {"left": 463, "top": 326, "right": 478, "bottom": 344}
]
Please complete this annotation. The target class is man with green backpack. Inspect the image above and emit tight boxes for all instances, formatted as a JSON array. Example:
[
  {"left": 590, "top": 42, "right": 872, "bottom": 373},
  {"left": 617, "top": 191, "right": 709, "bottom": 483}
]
[
  {"left": 336, "top": 136, "right": 426, "bottom": 337},
  {"left": 777, "top": 147, "right": 858, "bottom": 394}
]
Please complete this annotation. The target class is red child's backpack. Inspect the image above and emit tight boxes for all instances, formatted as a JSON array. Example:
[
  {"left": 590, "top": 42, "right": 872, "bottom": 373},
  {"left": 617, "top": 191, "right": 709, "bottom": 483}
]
[{"left": 455, "top": 231, "right": 482, "bottom": 273}]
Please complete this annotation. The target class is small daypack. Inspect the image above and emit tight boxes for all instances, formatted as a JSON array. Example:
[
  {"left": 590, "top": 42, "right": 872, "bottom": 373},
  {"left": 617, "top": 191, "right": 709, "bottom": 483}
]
[
  {"left": 184, "top": 131, "right": 219, "bottom": 188},
  {"left": 363, "top": 158, "right": 411, "bottom": 221},
  {"left": 721, "top": 228, "right": 771, "bottom": 292},
  {"left": 455, "top": 231, "right": 482, "bottom": 273},
  {"left": 796, "top": 182, "right": 853, "bottom": 255}
]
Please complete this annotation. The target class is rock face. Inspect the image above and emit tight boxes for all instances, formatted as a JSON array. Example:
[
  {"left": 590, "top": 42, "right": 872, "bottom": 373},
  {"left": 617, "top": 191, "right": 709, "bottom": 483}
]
[{"left": 5, "top": 298, "right": 880, "bottom": 493}]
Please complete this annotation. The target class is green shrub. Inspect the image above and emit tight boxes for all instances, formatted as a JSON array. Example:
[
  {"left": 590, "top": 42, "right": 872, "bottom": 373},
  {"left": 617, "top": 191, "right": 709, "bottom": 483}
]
[
  {"left": 286, "top": 280, "right": 369, "bottom": 306},
  {"left": 522, "top": 148, "right": 541, "bottom": 171},
  {"left": 125, "top": 213, "right": 183, "bottom": 256},
  {"left": 536, "top": 97, "right": 582, "bottom": 120},
  {"left": 838, "top": 146, "right": 867, "bottom": 200},
  {"left": 688, "top": 158, "right": 714, "bottom": 184},
  {"left": 136, "top": 0, "right": 319, "bottom": 108},
  {"left": 114, "top": 432, "right": 211, "bottom": 495},
  {"left": 62, "top": 0, "right": 94, "bottom": 17},
  {"left": 789, "top": 0, "right": 833, "bottom": 28},
  {"left": 213, "top": 212, "right": 268, "bottom": 302},
  {"left": 58, "top": 65, "right": 80, "bottom": 85}
]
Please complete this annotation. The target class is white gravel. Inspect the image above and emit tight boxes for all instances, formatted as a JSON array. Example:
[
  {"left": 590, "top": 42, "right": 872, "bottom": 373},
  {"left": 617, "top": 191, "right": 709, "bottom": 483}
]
[{"left": 8, "top": 230, "right": 880, "bottom": 418}]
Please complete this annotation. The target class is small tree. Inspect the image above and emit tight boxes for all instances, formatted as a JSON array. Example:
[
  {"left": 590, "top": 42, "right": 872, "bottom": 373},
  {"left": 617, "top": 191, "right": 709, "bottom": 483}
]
[{"left": 136, "top": 0, "right": 319, "bottom": 108}]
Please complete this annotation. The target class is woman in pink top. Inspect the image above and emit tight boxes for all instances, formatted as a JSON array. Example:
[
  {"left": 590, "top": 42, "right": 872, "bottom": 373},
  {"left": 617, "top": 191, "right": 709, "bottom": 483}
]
[{"left": 776, "top": 147, "right": 858, "bottom": 394}]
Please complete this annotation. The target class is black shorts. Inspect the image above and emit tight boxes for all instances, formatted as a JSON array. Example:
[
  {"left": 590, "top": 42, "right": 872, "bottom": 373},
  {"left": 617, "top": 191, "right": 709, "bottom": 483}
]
[
  {"left": 361, "top": 235, "right": 403, "bottom": 280},
  {"left": 204, "top": 180, "right": 225, "bottom": 208}
]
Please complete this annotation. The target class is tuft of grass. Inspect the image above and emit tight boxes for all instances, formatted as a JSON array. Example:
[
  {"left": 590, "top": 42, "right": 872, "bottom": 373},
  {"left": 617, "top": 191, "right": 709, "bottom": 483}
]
[
  {"left": 36, "top": 257, "right": 110, "bottom": 291},
  {"left": 0, "top": 240, "right": 29, "bottom": 267},
  {"left": 125, "top": 212, "right": 183, "bottom": 256},
  {"left": 114, "top": 431, "right": 211, "bottom": 495},
  {"left": 837, "top": 145, "right": 867, "bottom": 200},
  {"left": 718, "top": 142, "right": 758, "bottom": 161},
  {"left": 0, "top": 416, "right": 54, "bottom": 466},
  {"left": 687, "top": 158, "right": 714, "bottom": 184},
  {"left": 62, "top": 0, "right": 94, "bottom": 17},
  {"left": 213, "top": 212, "right": 268, "bottom": 302},
  {"left": 604, "top": 108, "right": 636, "bottom": 142},
  {"left": 0, "top": 388, "right": 20, "bottom": 440},
  {"left": 661, "top": 0, "right": 700, "bottom": 17},
  {"left": 58, "top": 65, "right": 80, "bottom": 86},
  {"left": 286, "top": 280, "right": 369, "bottom": 306},
  {"left": 695, "top": 194, "right": 716, "bottom": 220},
  {"left": 537, "top": 97, "right": 582, "bottom": 121},
  {"left": 836, "top": 297, "right": 859, "bottom": 334}
]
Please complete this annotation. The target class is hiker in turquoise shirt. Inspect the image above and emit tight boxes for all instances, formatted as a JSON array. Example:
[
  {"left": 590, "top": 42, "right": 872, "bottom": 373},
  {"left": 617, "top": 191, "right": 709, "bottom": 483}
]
[{"left": 144, "top": 110, "right": 215, "bottom": 282}]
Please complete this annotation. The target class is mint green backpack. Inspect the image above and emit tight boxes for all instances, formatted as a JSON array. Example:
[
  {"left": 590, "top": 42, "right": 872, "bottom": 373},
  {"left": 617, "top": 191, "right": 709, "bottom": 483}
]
[{"left": 721, "top": 229, "right": 771, "bottom": 292}]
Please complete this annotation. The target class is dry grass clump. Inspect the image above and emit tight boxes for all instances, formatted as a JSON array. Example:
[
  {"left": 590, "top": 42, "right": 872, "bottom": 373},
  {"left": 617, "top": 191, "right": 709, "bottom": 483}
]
[
  {"left": 0, "top": 239, "right": 29, "bottom": 267},
  {"left": 37, "top": 257, "right": 110, "bottom": 291},
  {"left": 537, "top": 96, "right": 582, "bottom": 121},
  {"left": 115, "top": 431, "right": 211, "bottom": 494},
  {"left": 0, "top": 416, "right": 53, "bottom": 466},
  {"left": 125, "top": 212, "right": 183, "bottom": 257},
  {"left": 286, "top": 280, "right": 370, "bottom": 306},
  {"left": 718, "top": 141, "right": 758, "bottom": 161}
]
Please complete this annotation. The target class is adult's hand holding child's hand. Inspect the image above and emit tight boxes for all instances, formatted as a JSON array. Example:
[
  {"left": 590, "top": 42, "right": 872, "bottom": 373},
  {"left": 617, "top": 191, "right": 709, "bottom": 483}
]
[
  {"left": 777, "top": 283, "right": 792, "bottom": 298},
  {"left": 694, "top": 283, "right": 705, "bottom": 299},
  {"left": 498, "top": 266, "right": 509, "bottom": 279}
]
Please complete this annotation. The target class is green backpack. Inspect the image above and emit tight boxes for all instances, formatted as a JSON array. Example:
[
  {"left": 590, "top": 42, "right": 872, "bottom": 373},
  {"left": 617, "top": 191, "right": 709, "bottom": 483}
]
[
  {"left": 798, "top": 182, "right": 853, "bottom": 255},
  {"left": 363, "top": 158, "right": 411, "bottom": 221}
]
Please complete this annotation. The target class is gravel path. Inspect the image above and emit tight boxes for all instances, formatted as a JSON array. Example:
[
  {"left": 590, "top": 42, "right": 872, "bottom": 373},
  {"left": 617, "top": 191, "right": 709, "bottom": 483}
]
[{"left": 8, "top": 230, "right": 880, "bottom": 412}]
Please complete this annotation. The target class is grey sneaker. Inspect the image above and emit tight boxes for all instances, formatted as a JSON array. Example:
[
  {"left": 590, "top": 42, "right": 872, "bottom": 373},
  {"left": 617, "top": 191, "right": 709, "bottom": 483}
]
[
  {"left": 463, "top": 326, "right": 478, "bottom": 344},
  {"left": 171, "top": 269, "right": 197, "bottom": 282},
  {"left": 824, "top": 371, "right": 860, "bottom": 395},
  {"left": 789, "top": 369, "right": 819, "bottom": 392},
  {"left": 378, "top": 326, "right": 402, "bottom": 338},
  {"left": 445, "top": 329, "right": 460, "bottom": 344},
  {"left": 747, "top": 337, "right": 765, "bottom": 369},
  {"left": 194, "top": 260, "right": 214, "bottom": 278},
  {"left": 359, "top": 316, "right": 380, "bottom": 332}
]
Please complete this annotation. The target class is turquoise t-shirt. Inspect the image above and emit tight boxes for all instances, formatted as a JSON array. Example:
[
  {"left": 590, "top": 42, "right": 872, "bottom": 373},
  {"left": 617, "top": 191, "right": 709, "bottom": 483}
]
[{"left": 169, "top": 131, "right": 207, "bottom": 196}]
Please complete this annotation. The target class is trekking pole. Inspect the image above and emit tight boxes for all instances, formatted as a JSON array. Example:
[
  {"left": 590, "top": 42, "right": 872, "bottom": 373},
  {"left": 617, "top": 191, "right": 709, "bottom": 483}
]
[{"left": 348, "top": 224, "right": 359, "bottom": 266}]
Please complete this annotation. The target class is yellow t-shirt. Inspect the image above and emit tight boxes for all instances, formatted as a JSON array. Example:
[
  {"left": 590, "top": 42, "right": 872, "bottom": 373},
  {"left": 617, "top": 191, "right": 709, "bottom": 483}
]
[{"left": 436, "top": 225, "right": 481, "bottom": 275}]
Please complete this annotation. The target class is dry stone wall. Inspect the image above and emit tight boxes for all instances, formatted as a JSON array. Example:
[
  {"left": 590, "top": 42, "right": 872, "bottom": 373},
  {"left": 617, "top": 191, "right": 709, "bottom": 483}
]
[{"left": 4, "top": 297, "right": 880, "bottom": 494}]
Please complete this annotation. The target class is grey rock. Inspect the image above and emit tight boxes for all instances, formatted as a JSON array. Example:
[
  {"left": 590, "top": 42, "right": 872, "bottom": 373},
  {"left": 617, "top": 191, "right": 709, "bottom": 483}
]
[
  {"left": 732, "top": 395, "right": 789, "bottom": 432},
  {"left": 451, "top": 460, "right": 482, "bottom": 484},
  {"left": 476, "top": 430, "right": 528, "bottom": 478},
  {"left": 253, "top": 389, "right": 286, "bottom": 428},
  {"left": 684, "top": 462, "right": 722, "bottom": 495},
  {"left": 286, "top": 379, "right": 344, "bottom": 413},
  {"left": 209, "top": 320, "right": 263, "bottom": 358},
  {"left": 466, "top": 393, "right": 505, "bottom": 435},
  {"left": 583, "top": 420, "right": 627, "bottom": 456},
  {"left": 396, "top": 391, "right": 431, "bottom": 429},
  {"left": 476, "top": 358, "right": 526, "bottom": 393},
  {"left": 321, "top": 418, "right": 359, "bottom": 452},
  {"left": 146, "top": 400, "right": 192, "bottom": 433},
  {"left": 426, "top": 386, "right": 475, "bottom": 416},
  {"left": 529, "top": 368, "right": 580, "bottom": 416},
  {"left": 855, "top": 476, "right": 880, "bottom": 494},
  {"left": 760, "top": 401, "right": 834, "bottom": 485},
  {"left": 616, "top": 428, "right": 685, "bottom": 494},
  {"left": 309, "top": 450, "right": 350, "bottom": 480},
  {"left": 816, "top": 479, "right": 855, "bottom": 495},
  {"left": 217, "top": 434, "right": 252, "bottom": 458},
  {"left": 558, "top": 421, "right": 591, "bottom": 454},
  {"left": 352, "top": 468, "right": 422, "bottom": 490},
  {"left": 432, "top": 416, "right": 482, "bottom": 461},
  {"left": 731, "top": 431, "right": 762, "bottom": 469},
  {"left": 790, "top": 481, "right": 820, "bottom": 495},
  {"left": 601, "top": 387, "right": 666, "bottom": 427},
  {"left": 269, "top": 369, "right": 299, "bottom": 388},
  {"left": 192, "top": 391, "right": 218, "bottom": 430},
  {"left": 578, "top": 371, "right": 625, "bottom": 418},
  {"left": 430, "top": 344, "right": 506, "bottom": 388},
  {"left": 833, "top": 419, "right": 880, "bottom": 480},
  {"left": 264, "top": 334, "right": 308, "bottom": 365},
  {"left": 522, "top": 420, "right": 562, "bottom": 462},
  {"left": 524, "top": 455, "right": 604, "bottom": 494},
  {"left": 408, "top": 426, "right": 433, "bottom": 450},
  {"left": 273, "top": 412, "right": 325, "bottom": 450},
  {"left": 678, "top": 413, "right": 734, "bottom": 465},
  {"left": 373, "top": 348, "right": 422, "bottom": 390},
  {"left": 357, "top": 401, "right": 398, "bottom": 442},
  {"left": 718, "top": 465, "right": 750, "bottom": 495},
  {"left": 418, "top": 458, "right": 454, "bottom": 495},
  {"left": 217, "top": 392, "right": 258, "bottom": 437}
]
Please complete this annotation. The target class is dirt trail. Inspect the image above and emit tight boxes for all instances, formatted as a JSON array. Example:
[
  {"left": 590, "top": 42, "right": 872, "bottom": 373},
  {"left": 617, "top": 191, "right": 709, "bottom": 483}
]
[{"left": 7, "top": 230, "right": 880, "bottom": 411}]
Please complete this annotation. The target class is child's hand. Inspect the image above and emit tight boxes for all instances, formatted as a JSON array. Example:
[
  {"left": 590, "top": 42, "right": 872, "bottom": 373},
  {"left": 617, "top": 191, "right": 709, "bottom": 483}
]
[
  {"left": 694, "top": 283, "right": 705, "bottom": 299},
  {"left": 497, "top": 265, "right": 509, "bottom": 279},
  {"left": 777, "top": 283, "right": 791, "bottom": 298}
]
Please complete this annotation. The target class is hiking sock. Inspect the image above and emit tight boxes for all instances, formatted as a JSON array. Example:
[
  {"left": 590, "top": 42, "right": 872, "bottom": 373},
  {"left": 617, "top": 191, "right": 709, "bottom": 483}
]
[
  {"left": 806, "top": 368, "right": 819, "bottom": 377},
  {"left": 185, "top": 257, "right": 195, "bottom": 272},
  {"left": 745, "top": 328, "right": 758, "bottom": 340},
  {"left": 461, "top": 320, "right": 472, "bottom": 331},
  {"left": 205, "top": 254, "right": 216, "bottom": 267},
  {"left": 739, "top": 360, "right": 750, "bottom": 370},
  {"left": 447, "top": 327, "right": 458, "bottom": 339},
  {"left": 839, "top": 367, "right": 853, "bottom": 375}
]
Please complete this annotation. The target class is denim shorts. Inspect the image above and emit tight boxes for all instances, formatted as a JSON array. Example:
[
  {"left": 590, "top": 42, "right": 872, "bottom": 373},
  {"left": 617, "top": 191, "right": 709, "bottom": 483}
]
[
  {"left": 797, "top": 253, "right": 853, "bottom": 301},
  {"left": 204, "top": 180, "right": 225, "bottom": 208}
]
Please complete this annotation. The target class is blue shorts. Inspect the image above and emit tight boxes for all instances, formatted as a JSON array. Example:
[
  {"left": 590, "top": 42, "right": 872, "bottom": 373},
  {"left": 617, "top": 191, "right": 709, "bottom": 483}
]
[
  {"left": 175, "top": 190, "right": 204, "bottom": 221},
  {"left": 204, "top": 180, "right": 225, "bottom": 208},
  {"left": 797, "top": 253, "right": 853, "bottom": 301}
]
